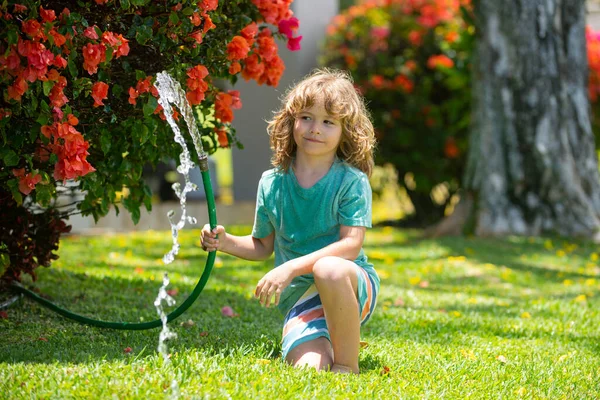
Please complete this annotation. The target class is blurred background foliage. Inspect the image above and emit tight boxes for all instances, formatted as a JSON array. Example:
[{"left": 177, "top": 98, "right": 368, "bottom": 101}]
[{"left": 329, "top": 0, "right": 600, "bottom": 227}]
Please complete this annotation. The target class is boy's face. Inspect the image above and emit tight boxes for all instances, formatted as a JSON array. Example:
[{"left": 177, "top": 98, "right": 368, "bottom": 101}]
[{"left": 293, "top": 100, "right": 343, "bottom": 161}]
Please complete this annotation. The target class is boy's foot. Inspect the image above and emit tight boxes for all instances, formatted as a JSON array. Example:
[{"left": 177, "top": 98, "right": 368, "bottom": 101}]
[{"left": 330, "top": 364, "right": 358, "bottom": 374}]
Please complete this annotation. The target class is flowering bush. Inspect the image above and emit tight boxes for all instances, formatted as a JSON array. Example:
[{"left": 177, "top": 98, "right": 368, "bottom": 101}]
[
  {"left": 322, "top": 0, "right": 474, "bottom": 225},
  {"left": 586, "top": 26, "right": 600, "bottom": 156},
  {"left": 0, "top": 0, "right": 302, "bottom": 284}
]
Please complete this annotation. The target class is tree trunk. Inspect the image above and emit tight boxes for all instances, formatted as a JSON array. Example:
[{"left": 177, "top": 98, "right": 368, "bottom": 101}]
[{"left": 465, "top": 0, "right": 600, "bottom": 239}]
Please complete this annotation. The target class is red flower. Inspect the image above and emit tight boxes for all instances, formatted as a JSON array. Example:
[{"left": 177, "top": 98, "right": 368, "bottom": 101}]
[
  {"left": 39, "top": 6, "right": 56, "bottom": 22},
  {"left": 241, "top": 54, "right": 265, "bottom": 82},
  {"left": 258, "top": 34, "right": 278, "bottom": 62},
  {"left": 187, "top": 65, "right": 209, "bottom": 80},
  {"left": 190, "top": 12, "right": 202, "bottom": 26},
  {"left": 215, "top": 92, "right": 234, "bottom": 123},
  {"left": 91, "top": 81, "right": 109, "bottom": 107},
  {"left": 190, "top": 30, "right": 203, "bottom": 44},
  {"left": 15, "top": 171, "right": 43, "bottom": 195},
  {"left": 84, "top": 26, "right": 100, "bottom": 40},
  {"left": 228, "top": 90, "right": 242, "bottom": 109},
  {"left": 229, "top": 61, "right": 241, "bottom": 75},
  {"left": 102, "top": 32, "right": 130, "bottom": 58},
  {"left": 251, "top": 0, "right": 293, "bottom": 25},
  {"left": 444, "top": 137, "right": 460, "bottom": 159},
  {"left": 67, "top": 114, "right": 79, "bottom": 126},
  {"left": 49, "top": 76, "right": 68, "bottom": 108},
  {"left": 427, "top": 54, "right": 454, "bottom": 69},
  {"left": 216, "top": 128, "right": 229, "bottom": 147},
  {"left": 7, "top": 77, "right": 28, "bottom": 101},
  {"left": 13, "top": 4, "right": 27, "bottom": 13},
  {"left": 21, "top": 20, "right": 43, "bottom": 40},
  {"left": 52, "top": 55, "right": 67, "bottom": 69},
  {"left": 199, "top": 0, "right": 218, "bottom": 12},
  {"left": 226, "top": 36, "right": 250, "bottom": 61},
  {"left": 49, "top": 29, "right": 67, "bottom": 47},
  {"left": 202, "top": 11, "right": 216, "bottom": 34},
  {"left": 241, "top": 22, "right": 258, "bottom": 45},
  {"left": 82, "top": 43, "right": 106, "bottom": 75},
  {"left": 128, "top": 87, "right": 139, "bottom": 105},
  {"left": 370, "top": 75, "right": 385, "bottom": 89},
  {"left": 394, "top": 74, "right": 414, "bottom": 93},
  {"left": 408, "top": 30, "right": 422, "bottom": 46}
]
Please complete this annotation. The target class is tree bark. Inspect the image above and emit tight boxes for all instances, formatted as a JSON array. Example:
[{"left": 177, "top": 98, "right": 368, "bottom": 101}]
[{"left": 465, "top": 0, "right": 600, "bottom": 240}]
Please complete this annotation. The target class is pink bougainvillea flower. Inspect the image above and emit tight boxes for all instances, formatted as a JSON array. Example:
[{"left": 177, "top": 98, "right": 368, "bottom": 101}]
[
  {"left": 83, "top": 26, "right": 100, "bottom": 40},
  {"left": 221, "top": 306, "right": 236, "bottom": 317},
  {"left": 286, "top": 35, "right": 302, "bottom": 51},
  {"left": 278, "top": 17, "right": 299, "bottom": 38},
  {"left": 124, "top": 347, "right": 132, "bottom": 353}
]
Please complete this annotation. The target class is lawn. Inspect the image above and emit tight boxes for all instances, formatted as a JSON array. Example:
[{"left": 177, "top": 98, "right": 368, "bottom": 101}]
[{"left": 1, "top": 226, "right": 599, "bottom": 399}]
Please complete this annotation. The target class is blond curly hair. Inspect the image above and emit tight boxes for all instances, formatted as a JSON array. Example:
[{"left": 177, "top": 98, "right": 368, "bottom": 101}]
[{"left": 267, "top": 68, "right": 376, "bottom": 176}]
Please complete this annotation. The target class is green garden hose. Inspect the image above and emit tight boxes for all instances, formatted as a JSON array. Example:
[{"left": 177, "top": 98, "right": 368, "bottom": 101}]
[{"left": 9, "top": 161, "right": 217, "bottom": 330}]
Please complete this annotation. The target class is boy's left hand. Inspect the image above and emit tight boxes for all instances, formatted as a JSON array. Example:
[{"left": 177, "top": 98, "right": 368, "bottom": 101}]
[{"left": 255, "top": 265, "right": 293, "bottom": 308}]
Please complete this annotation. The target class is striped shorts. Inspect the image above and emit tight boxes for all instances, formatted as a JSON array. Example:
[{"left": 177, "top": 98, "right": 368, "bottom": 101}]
[{"left": 281, "top": 266, "right": 378, "bottom": 359}]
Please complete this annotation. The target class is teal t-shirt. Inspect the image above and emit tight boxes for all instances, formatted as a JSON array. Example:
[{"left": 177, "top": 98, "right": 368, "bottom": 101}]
[{"left": 251, "top": 158, "right": 380, "bottom": 315}]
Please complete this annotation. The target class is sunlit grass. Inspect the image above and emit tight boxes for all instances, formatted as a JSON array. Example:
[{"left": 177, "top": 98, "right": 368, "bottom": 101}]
[{"left": 1, "top": 228, "right": 599, "bottom": 399}]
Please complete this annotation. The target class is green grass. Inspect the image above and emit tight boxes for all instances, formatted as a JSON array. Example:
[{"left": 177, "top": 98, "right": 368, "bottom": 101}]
[{"left": 1, "top": 227, "right": 600, "bottom": 399}]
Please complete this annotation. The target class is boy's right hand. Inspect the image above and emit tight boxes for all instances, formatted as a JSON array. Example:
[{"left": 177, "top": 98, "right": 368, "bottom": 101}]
[{"left": 200, "top": 224, "right": 225, "bottom": 252}]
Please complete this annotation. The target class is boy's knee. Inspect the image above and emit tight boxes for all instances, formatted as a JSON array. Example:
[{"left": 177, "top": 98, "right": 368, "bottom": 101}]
[{"left": 313, "top": 256, "right": 353, "bottom": 283}]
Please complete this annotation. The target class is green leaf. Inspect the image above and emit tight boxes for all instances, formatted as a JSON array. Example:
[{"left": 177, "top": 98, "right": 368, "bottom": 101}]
[
  {"left": 68, "top": 58, "right": 78, "bottom": 78},
  {"left": 135, "top": 70, "right": 146, "bottom": 81},
  {"left": 182, "top": 7, "right": 194, "bottom": 16},
  {"left": 7, "top": 179, "right": 23, "bottom": 206},
  {"left": 120, "top": 0, "right": 130, "bottom": 9},
  {"left": 135, "top": 25, "right": 153, "bottom": 45},
  {"left": 35, "top": 184, "right": 53, "bottom": 207},
  {"left": 7, "top": 29, "right": 19, "bottom": 45},
  {"left": 112, "top": 84, "right": 124, "bottom": 98},
  {"left": 105, "top": 46, "right": 114, "bottom": 63},
  {"left": 169, "top": 12, "right": 179, "bottom": 24},
  {"left": 36, "top": 113, "right": 49, "bottom": 126},
  {"left": 139, "top": 123, "right": 150, "bottom": 144},
  {"left": 100, "top": 129, "right": 112, "bottom": 154},
  {"left": 131, "top": 0, "right": 150, "bottom": 5},
  {"left": 143, "top": 97, "right": 158, "bottom": 117},
  {"left": 30, "top": 126, "right": 40, "bottom": 141},
  {"left": 43, "top": 80, "right": 54, "bottom": 96},
  {"left": 3, "top": 150, "right": 19, "bottom": 167}
]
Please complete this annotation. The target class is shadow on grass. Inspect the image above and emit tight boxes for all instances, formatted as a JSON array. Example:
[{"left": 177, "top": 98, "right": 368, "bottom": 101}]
[{"left": 0, "top": 268, "right": 283, "bottom": 365}]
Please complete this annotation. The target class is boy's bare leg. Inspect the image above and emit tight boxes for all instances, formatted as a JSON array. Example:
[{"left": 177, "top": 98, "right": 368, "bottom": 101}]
[
  {"left": 285, "top": 337, "right": 333, "bottom": 371},
  {"left": 313, "top": 256, "right": 360, "bottom": 374}
]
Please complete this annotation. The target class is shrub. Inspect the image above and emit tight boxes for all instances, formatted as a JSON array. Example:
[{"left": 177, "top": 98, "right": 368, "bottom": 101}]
[
  {"left": 321, "top": 0, "right": 474, "bottom": 225},
  {"left": 586, "top": 25, "right": 600, "bottom": 161},
  {"left": 0, "top": 0, "right": 302, "bottom": 284}
]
